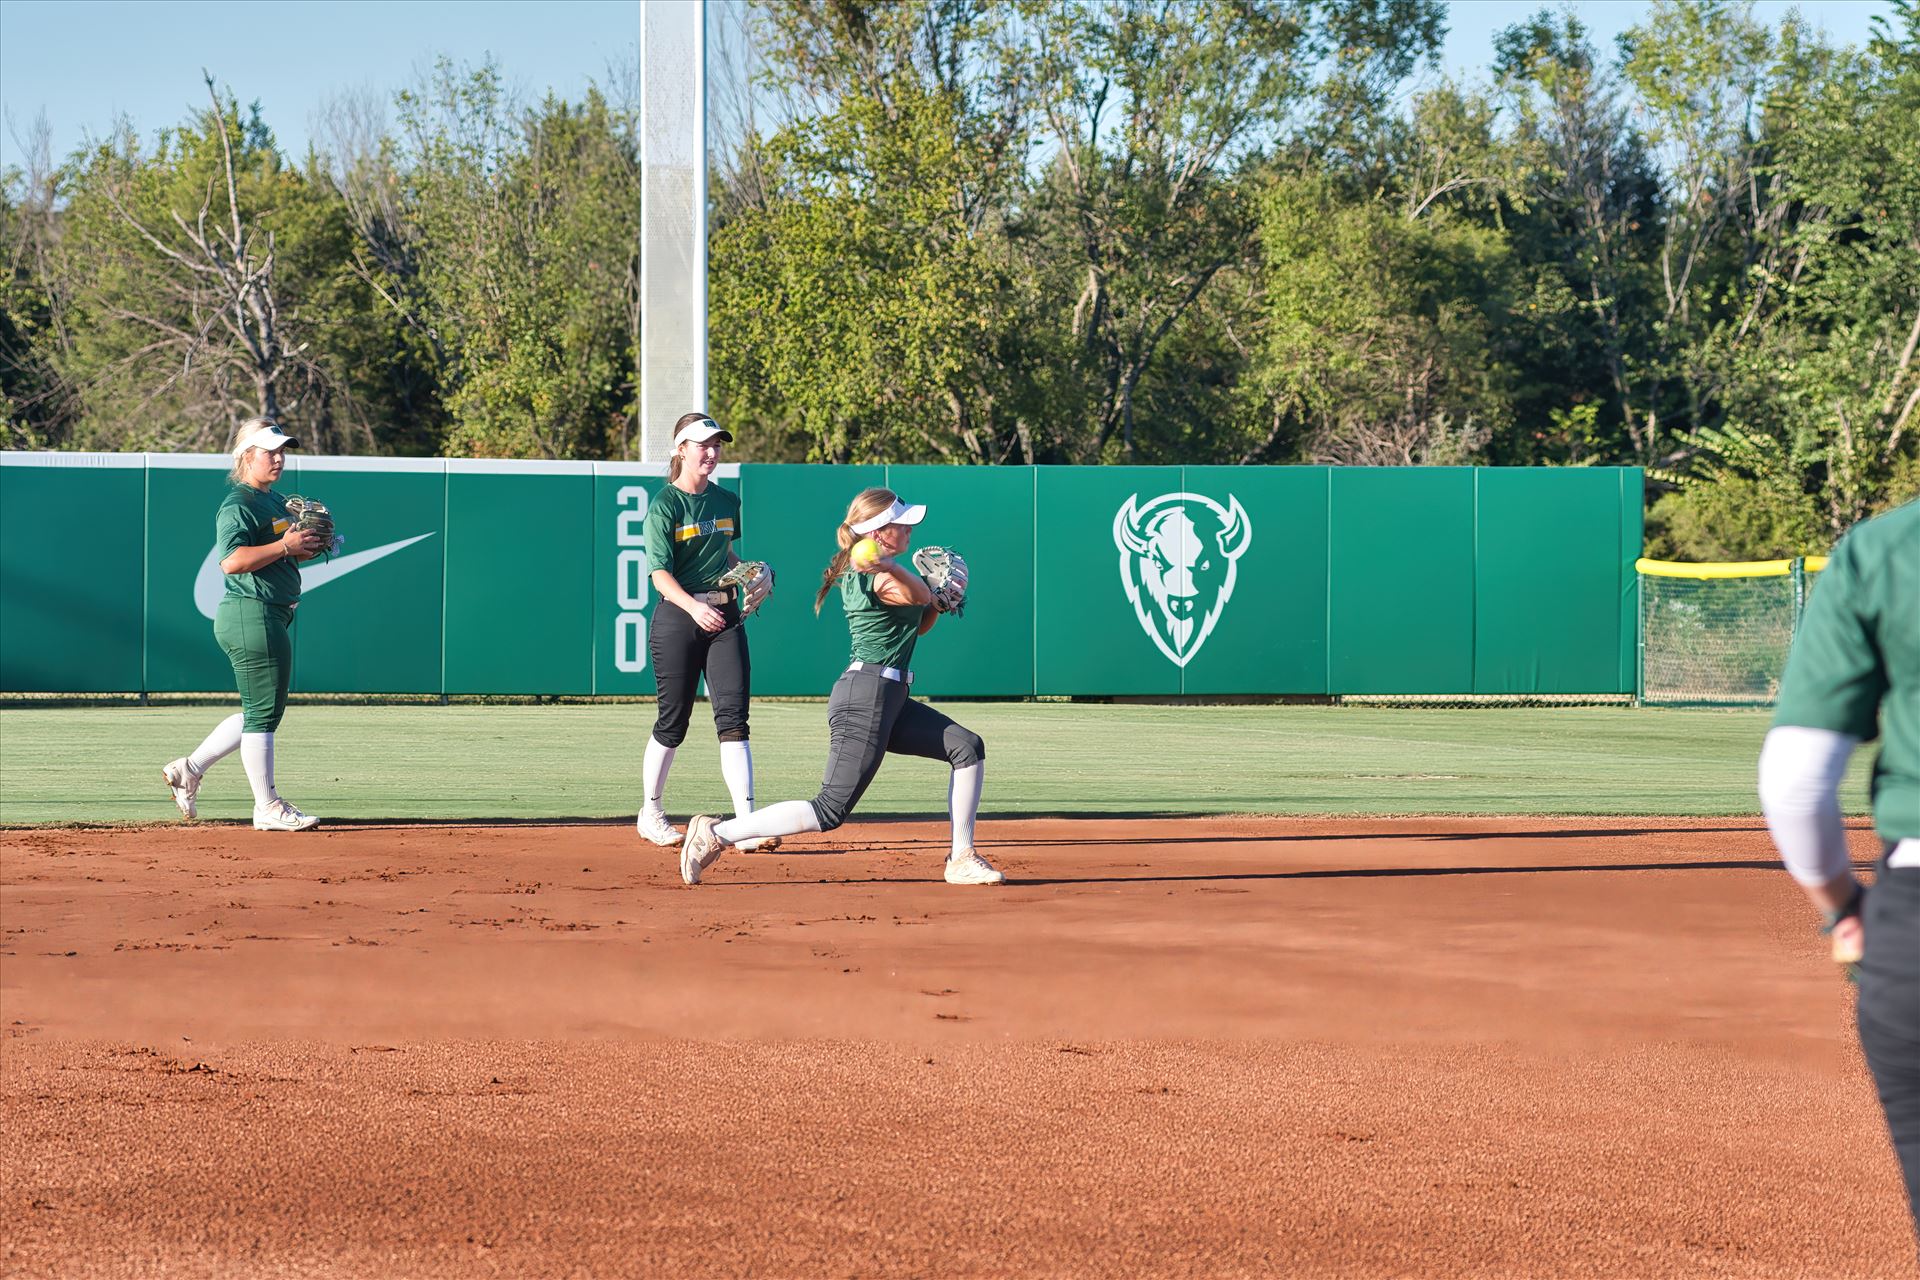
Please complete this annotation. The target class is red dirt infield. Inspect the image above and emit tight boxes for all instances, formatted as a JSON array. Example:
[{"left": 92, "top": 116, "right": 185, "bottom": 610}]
[{"left": 2, "top": 815, "right": 1913, "bottom": 1278}]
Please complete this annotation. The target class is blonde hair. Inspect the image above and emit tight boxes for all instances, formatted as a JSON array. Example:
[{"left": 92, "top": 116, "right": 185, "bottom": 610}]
[
  {"left": 227, "top": 416, "right": 275, "bottom": 484},
  {"left": 667, "top": 410, "right": 719, "bottom": 483},
  {"left": 815, "top": 487, "right": 901, "bottom": 614}
]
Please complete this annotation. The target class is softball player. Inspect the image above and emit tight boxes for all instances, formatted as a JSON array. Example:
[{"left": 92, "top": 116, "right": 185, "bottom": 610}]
[
  {"left": 634, "top": 412, "right": 772, "bottom": 850},
  {"left": 1758, "top": 496, "right": 1920, "bottom": 1234},
  {"left": 160, "top": 418, "right": 325, "bottom": 831},
  {"left": 677, "top": 486, "right": 1002, "bottom": 887}
]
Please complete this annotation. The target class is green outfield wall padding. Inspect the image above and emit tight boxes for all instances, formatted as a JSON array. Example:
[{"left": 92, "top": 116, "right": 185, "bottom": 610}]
[
  {"left": 143, "top": 459, "right": 243, "bottom": 694},
  {"left": 1330, "top": 467, "right": 1478, "bottom": 694},
  {"left": 883, "top": 465, "right": 1036, "bottom": 698},
  {"left": 1036, "top": 465, "right": 1185, "bottom": 696},
  {"left": 1177, "top": 465, "right": 1329, "bottom": 696},
  {"left": 285, "top": 459, "right": 446, "bottom": 695},
  {"left": 0, "top": 454, "right": 1645, "bottom": 697},
  {"left": 444, "top": 468, "right": 596, "bottom": 695},
  {"left": 1473, "top": 467, "right": 1636, "bottom": 694},
  {"left": 0, "top": 458, "right": 146, "bottom": 693},
  {"left": 1617, "top": 473, "right": 1644, "bottom": 693}
]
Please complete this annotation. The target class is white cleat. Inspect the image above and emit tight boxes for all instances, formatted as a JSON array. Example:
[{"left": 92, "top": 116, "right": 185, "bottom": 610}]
[
  {"left": 944, "top": 848, "right": 1005, "bottom": 886},
  {"left": 735, "top": 835, "right": 781, "bottom": 853},
  {"left": 161, "top": 758, "right": 201, "bottom": 820},
  {"left": 253, "top": 799, "right": 320, "bottom": 832},
  {"left": 680, "top": 814, "right": 727, "bottom": 885},
  {"left": 636, "top": 808, "right": 683, "bottom": 847}
]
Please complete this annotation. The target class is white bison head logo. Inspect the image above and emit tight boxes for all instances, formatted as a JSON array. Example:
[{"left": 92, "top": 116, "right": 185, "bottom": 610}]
[{"left": 1113, "top": 492, "right": 1253, "bottom": 668}]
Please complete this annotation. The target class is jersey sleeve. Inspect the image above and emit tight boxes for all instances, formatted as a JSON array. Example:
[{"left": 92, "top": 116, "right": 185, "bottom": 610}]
[
  {"left": 644, "top": 492, "right": 676, "bottom": 575},
  {"left": 728, "top": 490, "right": 743, "bottom": 544},
  {"left": 1772, "top": 534, "right": 1887, "bottom": 740},
  {"left": 215, "top": 496, "right": 259, "bottom": 558}
]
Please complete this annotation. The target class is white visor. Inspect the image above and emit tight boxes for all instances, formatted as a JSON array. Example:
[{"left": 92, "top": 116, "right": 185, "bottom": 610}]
[
  {"left": 851, "top": 498, "right": 928, "bottom": 535},
  {"left": 233, "top": 424, "right": 298, "bottom": 456},
  {"left": 672, "top": 417, "right": 733, "bottom": 448}
]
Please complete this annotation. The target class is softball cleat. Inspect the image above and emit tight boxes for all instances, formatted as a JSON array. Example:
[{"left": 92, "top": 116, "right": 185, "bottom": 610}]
[
  {"left": 636, "top": 807, "right": 684, "bottom": 846},
  {"left": 680, "top": 814, "right": 727, "bottom": 885},
  {"left": 253, "top": 799, "right": 320, "bottom": 832},
  {"left": 735, "top": 835, "right": 781, "bottom": 853},
  {"left": 161, "top": 758, "right": 202, "bottom": 820},
  {"left": 944, "top": 848, "right": 1005, "bottom": 886}
]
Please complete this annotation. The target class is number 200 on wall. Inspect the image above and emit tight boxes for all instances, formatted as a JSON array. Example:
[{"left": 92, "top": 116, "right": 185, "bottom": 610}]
[{"left": 614, "top": 486, "right": 650, "bottom": 673}]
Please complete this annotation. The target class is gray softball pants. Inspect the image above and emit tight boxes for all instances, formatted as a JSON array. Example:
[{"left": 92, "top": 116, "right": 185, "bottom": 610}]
[
  {"left": 808, "top": 666, "right": 985, "bottom": 831},
  {"left": 1859, "top": 856, "right": 1920, "bottom": 1237}
]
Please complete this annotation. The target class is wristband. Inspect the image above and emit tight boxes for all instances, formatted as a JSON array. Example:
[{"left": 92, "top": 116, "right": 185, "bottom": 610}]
[{"left": 1820, "top": 881, "right": 1865, "bottom": 934}]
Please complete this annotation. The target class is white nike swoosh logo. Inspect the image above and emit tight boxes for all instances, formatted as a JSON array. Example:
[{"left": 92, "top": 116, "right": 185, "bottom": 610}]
[{"left": 194, "top": 534, "right": 436, "bottom": 619}]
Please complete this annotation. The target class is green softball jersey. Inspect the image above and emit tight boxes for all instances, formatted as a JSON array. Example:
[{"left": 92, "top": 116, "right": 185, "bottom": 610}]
[
  {"left": 215, "top": 484, "right": 301, "bottom": 605},
  {"left": 1773, "top": 498, "right": 1920, "bottom": 841},
  {"left": 841, "top": 570, "right": 926, "bottom": 670},
  {"left": 644, "top": 483, "right": 741, "bottom": 591}
]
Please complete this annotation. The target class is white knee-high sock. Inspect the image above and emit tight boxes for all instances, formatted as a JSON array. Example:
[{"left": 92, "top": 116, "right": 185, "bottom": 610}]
[
  {"left": 713, "top": 801, "right": 820, "bottom": 846},
  {"left": 240, "top": 732, "right": 278, "bottom": 808},
  {"left": 188, "top": 713, "right": 244, "bottom": 776},
  {"left": 643, "top": 736, "right": 676, "bottom": 814},
  {"left": 720, "top": 740, "right": 755, "bottom": 818},
  {"left": 949, "top": 762, "right": 983, "bottom": 857}
]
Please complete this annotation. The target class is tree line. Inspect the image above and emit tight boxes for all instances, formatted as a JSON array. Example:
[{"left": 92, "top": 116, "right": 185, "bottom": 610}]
[{"left": 3, "top": 1, "right": 1916, "bottom": 557}]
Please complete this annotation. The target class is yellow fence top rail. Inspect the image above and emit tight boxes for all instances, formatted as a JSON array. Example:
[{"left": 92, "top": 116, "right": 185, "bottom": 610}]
[{"left": 1636, "top": 556, "right": 1829, "bottom": 579}]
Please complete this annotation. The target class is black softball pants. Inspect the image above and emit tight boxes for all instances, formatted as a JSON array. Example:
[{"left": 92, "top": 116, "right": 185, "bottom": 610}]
[
  {"left": 1859, "top": 855, "right": 1920, "bottom": 1237},
  {"left": 648, "top": 599, "right": 749, "bottom": 747},
  {"left": 808, "top": 666, "right": 985, "bottom": 831}
]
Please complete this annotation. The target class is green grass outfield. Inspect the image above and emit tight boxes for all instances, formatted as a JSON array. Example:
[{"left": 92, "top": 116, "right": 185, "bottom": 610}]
[{"left": 0, "top": 701, "right": 1875, "bottom": 826}]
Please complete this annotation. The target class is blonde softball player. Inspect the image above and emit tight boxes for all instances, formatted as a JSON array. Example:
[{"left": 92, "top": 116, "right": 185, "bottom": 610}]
[
  {"left": 678, "top": 486, "right": 1001, "bottom": 886},
  {"left": 1759, "top": 497, "right": 1920, "bottom": 1233},
  {"left": 160, "top": 419, "right": 325, "bottom": 830},
  {"left": 634, "top": 413, "right": 775, "bottom": 850}
]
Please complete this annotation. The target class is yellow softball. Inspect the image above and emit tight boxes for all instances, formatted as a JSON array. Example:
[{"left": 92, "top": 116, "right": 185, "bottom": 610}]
[{"left": 850, "top": 537, "right": 882, "bottom": 570}]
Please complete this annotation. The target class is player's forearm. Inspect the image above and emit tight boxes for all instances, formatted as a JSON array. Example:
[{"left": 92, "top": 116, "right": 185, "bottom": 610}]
[
  {"left": 1801, "top": 871, "right": 1864, "bottom": 917},
  {"left": 650, "top": 568, "right": 705, "bottom": 614},
  {"left": 221, "top": 540, "right": 293, "bottom": 574},
  {"left": 917, "top": 604, "right": 939, "bottom": 635},
  {"left": 873, "top": 562, "right": 934, "bottom": 606},
  {"left": 1759, "top": 725, "right": 1861, "bottom": 891}
]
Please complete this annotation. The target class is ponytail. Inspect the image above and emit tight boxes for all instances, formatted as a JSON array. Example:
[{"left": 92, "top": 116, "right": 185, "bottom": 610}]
[
  {"left": 814, "top": 525, "right": 856, "bottom": 614},
  {"left": 668, "top": 451, "right": 683, "bottom": 483}
]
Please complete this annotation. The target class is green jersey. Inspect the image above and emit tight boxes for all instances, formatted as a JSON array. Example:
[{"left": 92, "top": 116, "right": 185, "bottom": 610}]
[
  {"left": 644, "top": 483, "right": 741, "bottom": 591},
  {"left": 215, "top": 484, "right": 301, "bottom": 605},
  {"left": 841, "top": 570, "right": 926, "bottom": 670},
  {"left": 1773, "top": 498, "right": 1920, "bottom": 841}
]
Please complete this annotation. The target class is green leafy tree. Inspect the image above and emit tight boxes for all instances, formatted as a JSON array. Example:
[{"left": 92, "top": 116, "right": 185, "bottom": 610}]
[
  {"left": 1738, "top": 4, "right": 1919, "bottom": 532},
  {"left": 394, "top": 62, "right": 640, "bottom": 458},
  {"left": 1027, "top": 0, "right": 1445, "bottom": 462},
  {"left": 45, "top": 79, "right": 368, "bottom": 451},
  {"left": 1256, "top": 172, "right": 1512, "bottom": 465},
  {"left": 1493, "top": 11, "right": 1665, "bottom": 461},
  {"left": 712, "top": 79, "right": 1035, "bottom": 464},
  {"left": 1, "top": 118, "right": 75, "bottom": 448}
]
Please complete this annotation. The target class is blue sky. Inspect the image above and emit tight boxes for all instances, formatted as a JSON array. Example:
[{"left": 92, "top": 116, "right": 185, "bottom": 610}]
[
  {"left": 0, "top": 0, "right": 1895, "bottom": 175},
  {"left": 0, "top": 0, "right": 639, "bottom": 172}
]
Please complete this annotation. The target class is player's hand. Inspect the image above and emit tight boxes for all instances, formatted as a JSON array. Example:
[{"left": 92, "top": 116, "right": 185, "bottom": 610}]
[
  {"left": 282, "top": 529, "right": 324, "bottom": 561},
  {"left": 1830, "top": 915, "right": 1864, "bottom": 969},
  {"left": 689, "top": 602, "right": 727, "bottom": 632}
]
